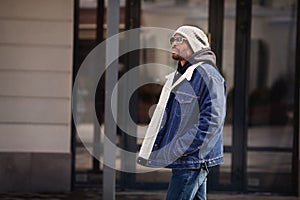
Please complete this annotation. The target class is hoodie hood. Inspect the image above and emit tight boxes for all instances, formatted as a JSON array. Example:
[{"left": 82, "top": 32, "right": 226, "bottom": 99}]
[{"left": 188, "top": 48, "right": 218, "bottom": 71}]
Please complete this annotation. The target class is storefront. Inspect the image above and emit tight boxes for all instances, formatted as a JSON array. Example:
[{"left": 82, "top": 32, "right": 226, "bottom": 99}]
[
  {"left": 73, "top": 0, "right": 300, "bottom": 196},
  {"left": 0, "top": 0, "right": 298, "bottom": 195}
]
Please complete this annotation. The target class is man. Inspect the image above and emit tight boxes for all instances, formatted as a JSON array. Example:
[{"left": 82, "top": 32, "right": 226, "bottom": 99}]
[{"left": 137, "top": 25, "right": 226, "bottom": 200}]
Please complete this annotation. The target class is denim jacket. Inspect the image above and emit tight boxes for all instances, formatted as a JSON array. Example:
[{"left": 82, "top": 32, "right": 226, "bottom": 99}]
[{"left": 137, "top": 59, "right": 226, "bottom": 169}]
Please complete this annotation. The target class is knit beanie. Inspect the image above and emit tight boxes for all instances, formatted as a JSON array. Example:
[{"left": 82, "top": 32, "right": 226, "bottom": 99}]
[{"left": 173, "top": 25, "right": 210, "bottom": 53}]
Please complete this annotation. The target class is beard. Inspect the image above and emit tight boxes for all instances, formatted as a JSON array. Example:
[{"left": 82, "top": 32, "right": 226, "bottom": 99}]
[
  {"left": 171, "top": 47, "right": 182, "bottom": 61},
  {"left": 172, "top": 53, "right": 181, "bottom": 60}
]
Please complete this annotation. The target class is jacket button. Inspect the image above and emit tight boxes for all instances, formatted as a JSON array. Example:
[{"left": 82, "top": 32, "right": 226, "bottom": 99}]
[{"left": 154, "top": 144, "right": 158, "bottom": 147}]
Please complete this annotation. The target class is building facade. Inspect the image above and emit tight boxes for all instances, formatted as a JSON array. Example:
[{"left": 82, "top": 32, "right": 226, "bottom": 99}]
[{"left": 0, "top": 0, "right": 73, "bottom": 192}]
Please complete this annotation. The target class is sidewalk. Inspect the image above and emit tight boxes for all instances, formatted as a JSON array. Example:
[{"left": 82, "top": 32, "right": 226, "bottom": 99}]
[{"left": 0, "top": 190, "right": 299, "bottom": 200}]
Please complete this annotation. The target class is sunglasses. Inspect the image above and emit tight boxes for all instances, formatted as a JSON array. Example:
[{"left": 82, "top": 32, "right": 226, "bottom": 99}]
[{"left": 169, "top": 36, "right": 187, "bottom": 45}]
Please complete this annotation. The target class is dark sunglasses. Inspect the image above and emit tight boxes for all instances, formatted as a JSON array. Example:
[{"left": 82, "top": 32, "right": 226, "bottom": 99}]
[{"left": 169, "top": 36, "right": 187, "bottom": 45}]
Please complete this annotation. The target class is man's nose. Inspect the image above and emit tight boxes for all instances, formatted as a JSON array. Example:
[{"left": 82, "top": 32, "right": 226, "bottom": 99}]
[{"left": 171, "top": 42, "right": 178, "bottom": 48}]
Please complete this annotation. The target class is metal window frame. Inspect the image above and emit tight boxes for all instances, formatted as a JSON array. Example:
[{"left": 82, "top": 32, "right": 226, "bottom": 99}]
[
  {"left": 292, "top": 0, "right": 300, "bottom": 196},
  {"left": 232, "top": 0, "right": 252, "bottom": 192},
  {"left": 71, "top": 0, "right": 80, "bottom": 191},
  {"left": 208, "top": 0, "right": 224, "bottom": 190},
  {"left": 209, "top": 0, "right": 224, "bottom": 72},
  {"left": 119, "top": 0, "right": 141, "bottom": 190}
]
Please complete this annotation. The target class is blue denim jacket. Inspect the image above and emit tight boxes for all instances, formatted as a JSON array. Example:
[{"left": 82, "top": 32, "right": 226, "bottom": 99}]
[{"left": 137, "top": 61, "right": 226, "bottom": 169}]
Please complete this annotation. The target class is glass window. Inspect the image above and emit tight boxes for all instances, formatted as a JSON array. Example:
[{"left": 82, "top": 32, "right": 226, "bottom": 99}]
[{"left": 247, "top": 0, "right": 297, "bottom": 193}]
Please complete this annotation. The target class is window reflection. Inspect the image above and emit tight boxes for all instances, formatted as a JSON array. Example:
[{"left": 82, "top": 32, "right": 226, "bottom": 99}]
[
  {"left": 248, "top": 1, "right": 296, "bottom": 145},
  {"left": 247, "top": 0, "right": 297, "bottom": 193}
]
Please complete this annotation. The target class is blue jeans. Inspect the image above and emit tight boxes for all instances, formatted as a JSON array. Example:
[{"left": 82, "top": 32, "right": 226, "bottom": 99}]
[{"left": 166, "top": 168, "right": 208, "bottom": 200}]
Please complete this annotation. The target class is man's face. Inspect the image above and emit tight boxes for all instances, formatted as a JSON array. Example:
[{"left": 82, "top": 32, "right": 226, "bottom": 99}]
[{"left": 170, "top": 34, "right": 193, "bottom": 61}]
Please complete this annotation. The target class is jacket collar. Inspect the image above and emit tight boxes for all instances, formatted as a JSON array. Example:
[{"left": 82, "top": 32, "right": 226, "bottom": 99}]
[{"left": 165, "top": 62, "right": 203, "bottom": 89}]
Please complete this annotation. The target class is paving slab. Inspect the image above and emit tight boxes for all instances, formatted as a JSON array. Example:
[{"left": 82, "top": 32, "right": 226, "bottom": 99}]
[{"left": 0, "top": 191, "right": 299, "bottom": 200}]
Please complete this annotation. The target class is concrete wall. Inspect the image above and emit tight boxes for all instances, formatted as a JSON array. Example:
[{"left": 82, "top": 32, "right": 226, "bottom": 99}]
[{"left": 0, "top": 0, "right": 73, "bottom": 192}]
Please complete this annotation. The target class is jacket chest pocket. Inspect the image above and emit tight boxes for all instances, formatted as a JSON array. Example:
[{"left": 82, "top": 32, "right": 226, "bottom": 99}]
[{"left": 174, "top": 92, "right": 198, "bottom": 117}]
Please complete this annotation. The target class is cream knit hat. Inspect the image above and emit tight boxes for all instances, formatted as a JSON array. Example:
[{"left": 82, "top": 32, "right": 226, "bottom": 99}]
[{"left": 173, "top": 25, "right": 210, "bottom": 53}]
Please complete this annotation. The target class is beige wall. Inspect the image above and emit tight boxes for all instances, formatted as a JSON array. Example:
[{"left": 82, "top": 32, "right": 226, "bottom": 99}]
[{"left": 0, "top": 0, "right": 73, "bottom": 153}]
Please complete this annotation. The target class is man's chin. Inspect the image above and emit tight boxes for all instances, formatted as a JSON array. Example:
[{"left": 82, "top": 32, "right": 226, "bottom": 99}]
[{"left": 172, "top": 53, "right": 180, "bottom": 60}]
